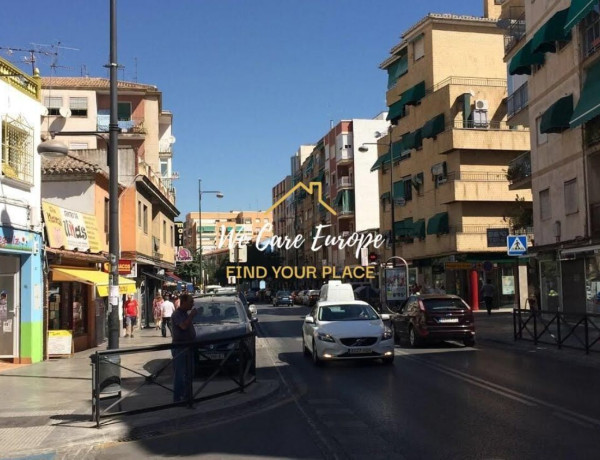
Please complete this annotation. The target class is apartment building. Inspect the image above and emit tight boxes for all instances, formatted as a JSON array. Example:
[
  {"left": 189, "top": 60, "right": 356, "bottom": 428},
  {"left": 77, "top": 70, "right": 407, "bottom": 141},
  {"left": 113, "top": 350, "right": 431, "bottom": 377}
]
[
  {"left": 272, "top": 175, "right": 291, "bottom": 238},
  {"left": 285, "top": 116, "right": 388, "bottom": 273},
  {"left": 502, "top": 0, "right": 600, "bottom": 312},
  {"left": 375, "top": 0, "right": 531, "bottom": 308},
  {"left": 0, "top": 59, "right": 44, "bottom": 363}
]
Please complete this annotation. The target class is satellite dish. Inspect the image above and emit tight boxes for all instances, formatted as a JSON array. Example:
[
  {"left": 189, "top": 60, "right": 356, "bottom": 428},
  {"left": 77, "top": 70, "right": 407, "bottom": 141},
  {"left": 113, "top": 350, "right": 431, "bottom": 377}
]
[
  {"left": 41, "top": 106, "right": 49, "bottom": 117},
  {"left": 59, "top": 107, "right": 72, "bottom": 118},
  {"left": 169, "top": 135, "right": 176, "bottom": 144}
]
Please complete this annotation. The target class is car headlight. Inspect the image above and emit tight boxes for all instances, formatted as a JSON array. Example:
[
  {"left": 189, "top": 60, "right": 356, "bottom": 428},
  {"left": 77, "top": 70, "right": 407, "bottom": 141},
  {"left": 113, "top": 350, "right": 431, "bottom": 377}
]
[
  {"left": 382, "top": 327, "right": 393, "bottom": 340},
  {"left": 317, "top": 332, "right": 336, "bottom": 343}
]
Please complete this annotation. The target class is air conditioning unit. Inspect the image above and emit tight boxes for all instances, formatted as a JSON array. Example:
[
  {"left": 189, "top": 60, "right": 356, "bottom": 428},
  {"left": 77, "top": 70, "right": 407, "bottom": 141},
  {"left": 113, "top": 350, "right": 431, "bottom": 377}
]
[{"left": 475, "top": 99, "right": 489, "bottom": 111}]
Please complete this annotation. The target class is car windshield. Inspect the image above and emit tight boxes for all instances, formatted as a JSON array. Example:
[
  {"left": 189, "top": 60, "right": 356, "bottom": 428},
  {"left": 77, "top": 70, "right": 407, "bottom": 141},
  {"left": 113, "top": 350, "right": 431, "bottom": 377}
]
[
  {"left": 192, "top": 302, "right": 243, "bottom": 324},
  {"left": 422, "top": 298, "right": 469, "bottom": 311},
  {"left": 318, "top": 304, "right": 379, "bottom": 321},
  {"left": 277, "top": 291, "right": 290, "bottom": 296}
]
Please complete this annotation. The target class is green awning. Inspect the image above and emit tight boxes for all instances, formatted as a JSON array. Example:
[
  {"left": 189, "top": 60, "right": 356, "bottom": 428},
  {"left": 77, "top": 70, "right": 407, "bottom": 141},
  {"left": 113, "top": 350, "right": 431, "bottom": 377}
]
[
  {"left": 393, "top": 180, "right": 405, "bottom": 199},
  {"left": 386, "top": 54, "right": 408, "bottom": 89},
  {"left": 312, "top": 171, "right": 325, "bottom": 183},
  {"left": 335, "top": 189, "right": 355, "bottom": 212},
  {"left": 380, "top": 192, "right": 390, "bottom": 201},
  {"left": 413, "top": 128, "right": 423, "bottom": 149},
  {"left": 394, "top": 218, "right": 414, "bottom": 238},
  {"left": 540, "top": 95, "right": 574, "bottom": 134},
  {"left": 402, "top": 131, "right": 417, "bottom": 150},
  {"left": 564, "top": 0, "right": 598, "bottom": 32},
  {"left": 422, "top": 113, "right": 445, "bottom": 139},
  {"left": 386, "top": 81, "right": 426, "bottom": 122},
  {"left": 387, "top": 99, "right": 405, "bottom": 122},
  {"left": 370, "top": 153, "right": 391, "bottom": 172},
  {"left": 391, "top": 139, "right": 410, "bottom": 161},
  {"left": 508, "top": 41, "right": 545, "bottom": 75},
  {"left": 412, "top": 219, "right": 426, "bottom": 239},
  {"left": 199, "top": 226, "right": 215, "bottom": 232},
  {"left": 427, "top": 212, "right": 449, "bottom": 235},
  {"left": 532, "top": 8, "right": 571, "bottom": 54},
  {"left": 570, "top": 60, "right": 600, "bottom": 128}
]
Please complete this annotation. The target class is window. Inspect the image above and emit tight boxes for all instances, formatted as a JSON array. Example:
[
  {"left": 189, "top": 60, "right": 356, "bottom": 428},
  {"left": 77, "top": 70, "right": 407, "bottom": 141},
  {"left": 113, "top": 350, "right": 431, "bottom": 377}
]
[
  {"left": 137, "top": 201, "right": 142, "bottom": 227},
  {"left": 160, "top": 159, "right": 169, "bottom": 177},
  {"left": 413, "top": 35, "right": 425, "bottom": 61},
  {"left": 582, "top": 6, "right": 600, "bottom": 58},
  {"left": 244, "top": 218, "right": 252, "bottom": 224},
  {"left": 540, "top": 188, "right": 551, "bottom": 221},
  {"left": 536, "top": 117, "right": 548, "bottom": 145},
  {"left": 163, "top": 220, "right": 167, "bottom": 243},
  {"left": 117, "top": 102, "right": 132, "bottom": 121},
  {"left": 564, "top": 179, "right": 579, "bottom": 215},
  {"left": 1, "top": 116, "right": 34, "bottom": 185},
  {"left": 104, "top": 198, "right": 109, "bottom": 233},
  {"left": 403, "top": 175, "right": 413, "bottom": 201},
  {"left": 143, "top": 204, "right": 148, "bottom": 234},
  {"left": 255, "top": 218, "right": 261, "bottom": 223},
  {"left": 69, "top": 97, "right": 88, "bottom": 117},
  {"left": 44, "top": 96, "right": 62, "bottom": 115},
  {"left": 431, "top": 162, "right": 447, "bottom": 188}
]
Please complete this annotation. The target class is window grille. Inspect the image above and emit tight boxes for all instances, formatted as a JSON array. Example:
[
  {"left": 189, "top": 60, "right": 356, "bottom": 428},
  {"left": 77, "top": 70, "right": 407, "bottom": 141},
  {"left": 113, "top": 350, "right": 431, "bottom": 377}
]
[{"left": 1, "top": 115, "right": 34, "bottom": 185}]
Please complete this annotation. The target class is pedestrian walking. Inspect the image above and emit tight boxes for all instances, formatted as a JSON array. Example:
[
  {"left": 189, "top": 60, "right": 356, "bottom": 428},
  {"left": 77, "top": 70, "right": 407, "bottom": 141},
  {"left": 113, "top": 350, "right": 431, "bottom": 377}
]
[
  {"left": 481, "top": 279, "right": 496, "bottom": 315},
  {"left": 124, "top": 294, "right": 139, "bottom": 338},
  {"left": 171, "top": 293, "right": 197, "bottom": 403},
  {"left": 161, "top": 294, "right": 176, "bottom": 337},
  {"left": 153, "top": 294, "right": 163, "bottom": 330}
]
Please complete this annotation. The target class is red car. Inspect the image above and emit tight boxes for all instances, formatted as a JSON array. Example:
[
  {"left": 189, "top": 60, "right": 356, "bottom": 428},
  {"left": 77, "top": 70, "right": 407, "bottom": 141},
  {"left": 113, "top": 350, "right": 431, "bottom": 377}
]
[{"left": 390, "top": 294, "right": 475, "bottom": 347}]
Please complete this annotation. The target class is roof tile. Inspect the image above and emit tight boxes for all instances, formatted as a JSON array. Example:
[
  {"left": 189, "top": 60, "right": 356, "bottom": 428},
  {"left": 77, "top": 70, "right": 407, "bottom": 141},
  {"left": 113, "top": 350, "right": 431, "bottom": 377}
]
[{"left": 41, "top": 76, "right": 157, "bottom": 91}]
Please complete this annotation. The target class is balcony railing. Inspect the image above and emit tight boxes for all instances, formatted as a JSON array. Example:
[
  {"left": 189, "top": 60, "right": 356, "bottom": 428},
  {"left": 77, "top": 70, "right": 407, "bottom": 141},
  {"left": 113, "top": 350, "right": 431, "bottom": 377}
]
[
  {"left": 450, "top": 120, "right": 529, "bottom": 131},
  {"left": 97, "top": 114, "right": 146, "bottom": 134},
  {"left": 504, "top": 13, "right": 526, "bottom": 54},
  {"left": 336, "top": 150, "right": 353, "bottom": 163},
  {"left": 507, "top": 151, "right": 531, "bottom": 186},
  {"left": 0, "top": 61, "right": 41, "bottom": 100},
  {"left": 338, "top": 176, "right": 354, "bottom": 188},
  {"left": 507, "top": 82, "right": 529, "bottom": 119},
  {"left": 428, "top": 76, "right": 507, "bottom": 95},
  {"left": 138, "top": 160, "right": 176, "bottom": 203},
  {"left": 159, "top": 141, "right": 173, "bottom": 154},
  {"left": 585, "top": 115, "right": 600, "bottom": 147},
  {"left": 446, "top": 171, "right": 508, "bottom": 182}
]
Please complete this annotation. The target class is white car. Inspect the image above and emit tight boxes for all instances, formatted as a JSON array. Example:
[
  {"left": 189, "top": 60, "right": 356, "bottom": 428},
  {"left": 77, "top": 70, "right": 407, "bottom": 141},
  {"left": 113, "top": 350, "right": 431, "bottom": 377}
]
[{"left": 302, "top": 301, "right": 395, "bottom": 366}]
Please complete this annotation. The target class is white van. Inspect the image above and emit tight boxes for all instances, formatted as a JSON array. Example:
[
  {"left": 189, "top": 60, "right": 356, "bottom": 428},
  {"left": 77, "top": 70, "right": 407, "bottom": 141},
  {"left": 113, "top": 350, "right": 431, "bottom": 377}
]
[{"left": 319, "top": 281, "right": 355, "bottom": 302}]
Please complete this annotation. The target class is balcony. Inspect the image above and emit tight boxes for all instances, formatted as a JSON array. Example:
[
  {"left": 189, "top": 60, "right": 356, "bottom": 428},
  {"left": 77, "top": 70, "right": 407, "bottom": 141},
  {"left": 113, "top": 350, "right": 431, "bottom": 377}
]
[
  {"left": 437, "top": 171, "right": 523, "bottom": 203},
  {"left": 97, "top": 114, "right": 146, "bottom": 136},
  {"left": 507, "top": 82, "right": 529, "bottom": 126},
  {"left": 159, "top": 140, "right": 173, "bottom": 155},
  {"left": 501, "top": 10, "right": 526, "bottom": 54},
  {"left": 336, "top": 149, "right": 353, "bottom": 164},
  {"left": 337, "top": 176, "right": 354, "bottom": 189},
  {"left": 507, "top": 151, "right": 531, "bottom": 190},
  {"left": 0, "top": 60, "right": 41, "bottom": 100},
  {"left": 138, "top": 160, "right": 176, "bottom": 205}
]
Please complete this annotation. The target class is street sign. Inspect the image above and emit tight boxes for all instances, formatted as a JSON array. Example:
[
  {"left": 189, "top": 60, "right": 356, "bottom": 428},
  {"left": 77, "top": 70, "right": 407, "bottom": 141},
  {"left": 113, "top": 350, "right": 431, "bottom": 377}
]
[{"left": 507, "top": 235, "right": 527, "bottom": 256}]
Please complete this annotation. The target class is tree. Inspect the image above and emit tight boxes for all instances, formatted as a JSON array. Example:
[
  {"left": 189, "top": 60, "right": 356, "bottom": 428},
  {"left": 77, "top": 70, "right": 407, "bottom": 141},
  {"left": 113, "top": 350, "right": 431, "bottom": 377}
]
[{"left": 503, "top": 195, "right": 533, "bottom": 232}]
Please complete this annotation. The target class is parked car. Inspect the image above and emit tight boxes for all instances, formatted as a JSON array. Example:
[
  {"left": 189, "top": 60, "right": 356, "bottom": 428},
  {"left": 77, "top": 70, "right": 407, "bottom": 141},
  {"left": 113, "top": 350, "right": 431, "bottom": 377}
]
[
  {"left": 291, "top": 290, "right": 300, "bottom": 304},
  {"left": 210, "top": 289, "right": 258, "bottom": 324},
  {"left": 302, "top": 301, "right": 394, "bottom": 366},
  {"left": 273, "top": 290, "right": 293, "bottom": 306},
  {"left": 307, "top": 290, "right": 320, "bottom": 306},
  {"left": 297, "top": 290, "right": 308, "bottom": 305},
  {"left": 192, "top": 295, "right": 256, "bottom": 371},
  {"left": 319, "top": 281, "right": 355, "bottom": 303},
  {"left": 245, "top": 290, "right": 259, "bottom": 303},
  {"left": 389, "top": 294, "right": 475, "bottom": 347}
]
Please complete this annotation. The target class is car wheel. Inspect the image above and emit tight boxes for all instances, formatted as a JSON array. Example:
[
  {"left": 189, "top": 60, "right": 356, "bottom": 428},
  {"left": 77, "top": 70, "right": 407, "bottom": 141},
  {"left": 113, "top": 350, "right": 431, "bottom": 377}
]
[
  {"left": 463, "top": 337, "right": 476, "bottom": 347},
  {"left": 409, "top": 326, "right": 421, "bottom": 348},
  {"left": 312, "top": 339, "right": 322, "bottom": 366},
  {"left": 382, "top": 355, "right": 394, "bottom": 365}
]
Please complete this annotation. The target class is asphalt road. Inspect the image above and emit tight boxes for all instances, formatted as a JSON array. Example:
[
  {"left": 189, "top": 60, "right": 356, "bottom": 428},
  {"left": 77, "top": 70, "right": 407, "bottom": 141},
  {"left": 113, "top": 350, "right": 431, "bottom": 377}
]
[{"left": 93, "top": 302, "right": 600, "bottom": 459}]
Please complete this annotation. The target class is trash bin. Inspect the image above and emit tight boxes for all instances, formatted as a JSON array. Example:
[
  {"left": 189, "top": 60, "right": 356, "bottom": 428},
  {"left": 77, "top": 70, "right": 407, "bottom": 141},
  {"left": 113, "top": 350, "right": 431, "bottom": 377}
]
[{"left": 90, "top": 353, "right": 121, "bottom": 395}]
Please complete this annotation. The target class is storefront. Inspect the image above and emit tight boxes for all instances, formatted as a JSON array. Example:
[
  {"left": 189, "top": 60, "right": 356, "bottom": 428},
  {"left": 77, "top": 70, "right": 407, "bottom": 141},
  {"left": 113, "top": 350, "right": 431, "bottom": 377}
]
[{"left": 0, "top": 227, "right": 44, "bottom": 364}]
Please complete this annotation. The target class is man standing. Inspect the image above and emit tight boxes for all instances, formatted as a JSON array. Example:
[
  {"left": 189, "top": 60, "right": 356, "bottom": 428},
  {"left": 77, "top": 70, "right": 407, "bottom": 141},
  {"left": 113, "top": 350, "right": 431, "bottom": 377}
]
[
  {"left": 161, "top": 294, "right": 176, "bottom": 337},
  {"left": 123, "top": 294, "right": 138, "bottom": 338},
  {"left": 481, "top": 279, "right": 496, "bottom": 315},
  {"left": 171, "top": 293, "right": 197, "bottom": 403}
]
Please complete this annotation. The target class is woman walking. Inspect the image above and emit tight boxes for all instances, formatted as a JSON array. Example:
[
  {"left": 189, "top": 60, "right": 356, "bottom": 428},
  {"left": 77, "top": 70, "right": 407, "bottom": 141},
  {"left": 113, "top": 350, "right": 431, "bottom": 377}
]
[{"left": 153, "top": 294, "right": 163, "bottom": 330}]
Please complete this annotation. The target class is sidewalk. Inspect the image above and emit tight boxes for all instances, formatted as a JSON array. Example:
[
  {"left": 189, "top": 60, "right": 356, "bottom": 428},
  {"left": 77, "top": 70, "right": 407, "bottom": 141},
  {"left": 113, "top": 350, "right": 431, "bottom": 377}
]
[{"left": 0, "top": 327, "right": 280, "bottom": 459}]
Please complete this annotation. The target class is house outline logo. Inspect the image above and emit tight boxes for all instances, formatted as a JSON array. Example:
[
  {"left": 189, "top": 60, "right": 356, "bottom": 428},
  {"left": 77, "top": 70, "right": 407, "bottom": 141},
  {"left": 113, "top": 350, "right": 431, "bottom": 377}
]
[{"left": 267, "top": 182, "right": 337, "bottom": 216}]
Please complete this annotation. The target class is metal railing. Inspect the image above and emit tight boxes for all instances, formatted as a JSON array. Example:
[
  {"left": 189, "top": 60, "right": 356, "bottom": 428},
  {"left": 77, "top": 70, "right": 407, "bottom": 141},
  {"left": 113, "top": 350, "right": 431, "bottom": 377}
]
[
  {"left": 513, "top": 309, "right": 600, "bottom": 354},
  {"left": 507, "top": 151, "right": 531, "bottom": 185},
  {"left": 507, "top": 82, "right": 529, "bottom": 118},
  {"left": 450, "top": 120, "right": 529, "bottom": 131},
  {"left": 338, "top": 176, "right": 353, "bottom": 187},
  {"left": 138, "top": 160, "right": 176, "bottom": 203},
  {"left": 0, "top": 60, "right": 41, "bottom": 100},
  {"left": 428, "top": 76, "right": 507, "bottom": 95},
  {"left": 91, "top": 332, "right": 256, "bottom": 427},
  {"left": 504, "top": 13, "right": 526, "bottom": 54},
  {"left": 97, "top": 115, "right": 146, "bottom": 134},
  {"left": 446, "top": 171, "right": 508, "bottom": 182},
  {"left": 336, "top": 150, "right": 353, "bottom": 163}
]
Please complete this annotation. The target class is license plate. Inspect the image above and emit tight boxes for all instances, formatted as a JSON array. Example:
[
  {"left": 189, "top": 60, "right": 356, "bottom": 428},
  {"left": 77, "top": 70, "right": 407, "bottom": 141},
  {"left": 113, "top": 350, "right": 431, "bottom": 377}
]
[
  {"left": 348, "top": 348, "right": 371, "bottom": 354},
  {"left": 199, "top": 352, "right": 225, "bottom": 361},
  {"left": 438, "top": 318, "right": 459, "bottom": 324}
]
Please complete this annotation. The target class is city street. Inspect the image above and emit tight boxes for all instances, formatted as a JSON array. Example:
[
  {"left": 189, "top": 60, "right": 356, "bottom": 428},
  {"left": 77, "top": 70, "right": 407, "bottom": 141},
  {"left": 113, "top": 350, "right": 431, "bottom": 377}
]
[{"left": 91, "top": 302, "right": 600, "bottom": 460}]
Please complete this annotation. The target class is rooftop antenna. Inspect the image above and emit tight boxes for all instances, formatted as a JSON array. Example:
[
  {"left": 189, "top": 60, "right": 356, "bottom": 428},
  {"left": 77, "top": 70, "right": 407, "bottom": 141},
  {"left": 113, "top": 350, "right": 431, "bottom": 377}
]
[
  {"left": 32, "top": 41, "right": 79, "bottom": 74},
  {"left": 80, "top": 64, "right": 89, "bottom": 77},
  {"left": 0, "top": 45, "right": 56, "bottom": 74}
]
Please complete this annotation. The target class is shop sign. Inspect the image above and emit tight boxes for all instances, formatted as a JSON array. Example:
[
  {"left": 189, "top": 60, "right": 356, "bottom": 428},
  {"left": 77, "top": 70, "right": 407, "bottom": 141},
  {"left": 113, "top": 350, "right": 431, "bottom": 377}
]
[
  {"left": 175, "top": 221, "right": 184, "bottom": 247},
  {"left": 487, "top": 228, "right": 509, "bottom": 248},
  {"left": 176, "top": 247, "right": 193, "bottom": 263},
  {"left": 47, "top": 330, "right": 73, "bottom": 356},
  {"left": 445, "top": 262, "right": 473, "bottom": 270},
  {"left": 385, "top": 266, "right": 407, "bottom": 302},
  {"left": 0, "top": 226, "right": 34, "bottom": 253},
  {"left": 502, "top": 276, "right": 515, "bottom": 295},
  {"left": 42, "top": 202, "right": 102, "bottom": 253},
  {"left": 118, "top": 259, "right": 132, "bottom": 275}
]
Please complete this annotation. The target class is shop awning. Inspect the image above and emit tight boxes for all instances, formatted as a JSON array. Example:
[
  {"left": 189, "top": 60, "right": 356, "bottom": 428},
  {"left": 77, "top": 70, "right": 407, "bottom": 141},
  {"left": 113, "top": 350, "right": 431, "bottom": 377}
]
[
  {"left": 166, "top": 271, "right": 183, "bottom": 282},
  {"left": 427, "top": 212, "right": 449, "bottom": 235},
  {"left": 422, "top": 113, "right": 446, "bottom": 139},
  {"left": 370, "top": 153, "right": 390, "bottom": 172},
  {"left": 51, "top": 267, "right": 136, "bottom": 297},
  {"left": 564, "top": 0, "right": 598, "bottom": 32},
  {"left": 532, "top": 8, "right": 571, "bottom": 54},
  {"left": 540, "top": 95, "right": 574, "bottom": 133},
  {"left": 570, "top": 60, "right": 600, "bottom": 128},
  {"left": 508, "top": 41, "right": 545, "bottom": 75}
]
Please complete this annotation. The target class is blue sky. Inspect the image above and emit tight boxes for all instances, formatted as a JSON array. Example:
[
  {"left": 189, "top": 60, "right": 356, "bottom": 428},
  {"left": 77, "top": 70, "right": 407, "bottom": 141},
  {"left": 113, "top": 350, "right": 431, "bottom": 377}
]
[{"left": 1, "top": 0, "right": 482, "bottom": 218}]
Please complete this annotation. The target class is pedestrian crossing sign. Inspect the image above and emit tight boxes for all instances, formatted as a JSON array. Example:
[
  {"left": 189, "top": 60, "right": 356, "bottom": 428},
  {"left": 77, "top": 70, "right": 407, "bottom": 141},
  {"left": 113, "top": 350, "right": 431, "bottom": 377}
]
[{"left": 507, "top": 235, "right": 527, "bottom": 256}]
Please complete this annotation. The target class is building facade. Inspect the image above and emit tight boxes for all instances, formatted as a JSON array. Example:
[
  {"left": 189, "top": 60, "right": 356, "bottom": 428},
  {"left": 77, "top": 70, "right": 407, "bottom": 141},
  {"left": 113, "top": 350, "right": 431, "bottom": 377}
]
[
  {"left": 502, "top": 0, "right": 600, "bottom": 312},
  {"left": 0, "top": 59, "right": 44, "bottom": 363},
  {"left": 375, "top": 3, "right": 532, "bottom": 308}
]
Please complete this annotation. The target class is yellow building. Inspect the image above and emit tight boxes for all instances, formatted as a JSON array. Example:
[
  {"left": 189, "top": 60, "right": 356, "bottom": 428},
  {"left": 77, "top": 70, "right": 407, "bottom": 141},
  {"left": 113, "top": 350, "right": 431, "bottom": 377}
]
[
  {"left": 502, "top": 0, "right": 600, "bottom": 312},
  {"left": 375, "top": 0, "right": 532, "bottom": 307}
]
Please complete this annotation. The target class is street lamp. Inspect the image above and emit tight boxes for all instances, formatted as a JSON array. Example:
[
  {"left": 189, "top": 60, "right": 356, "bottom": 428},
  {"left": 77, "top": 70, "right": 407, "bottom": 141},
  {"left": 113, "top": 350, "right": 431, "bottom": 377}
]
[
  {"left": 197, "top": 179, "right": 223, "bottom": 293},
  {"left": 37, "top": 0, "right": 121, "bottom": 351},
  {"left": 359, "top": 125, "right": 396, "bottom": 258}
]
